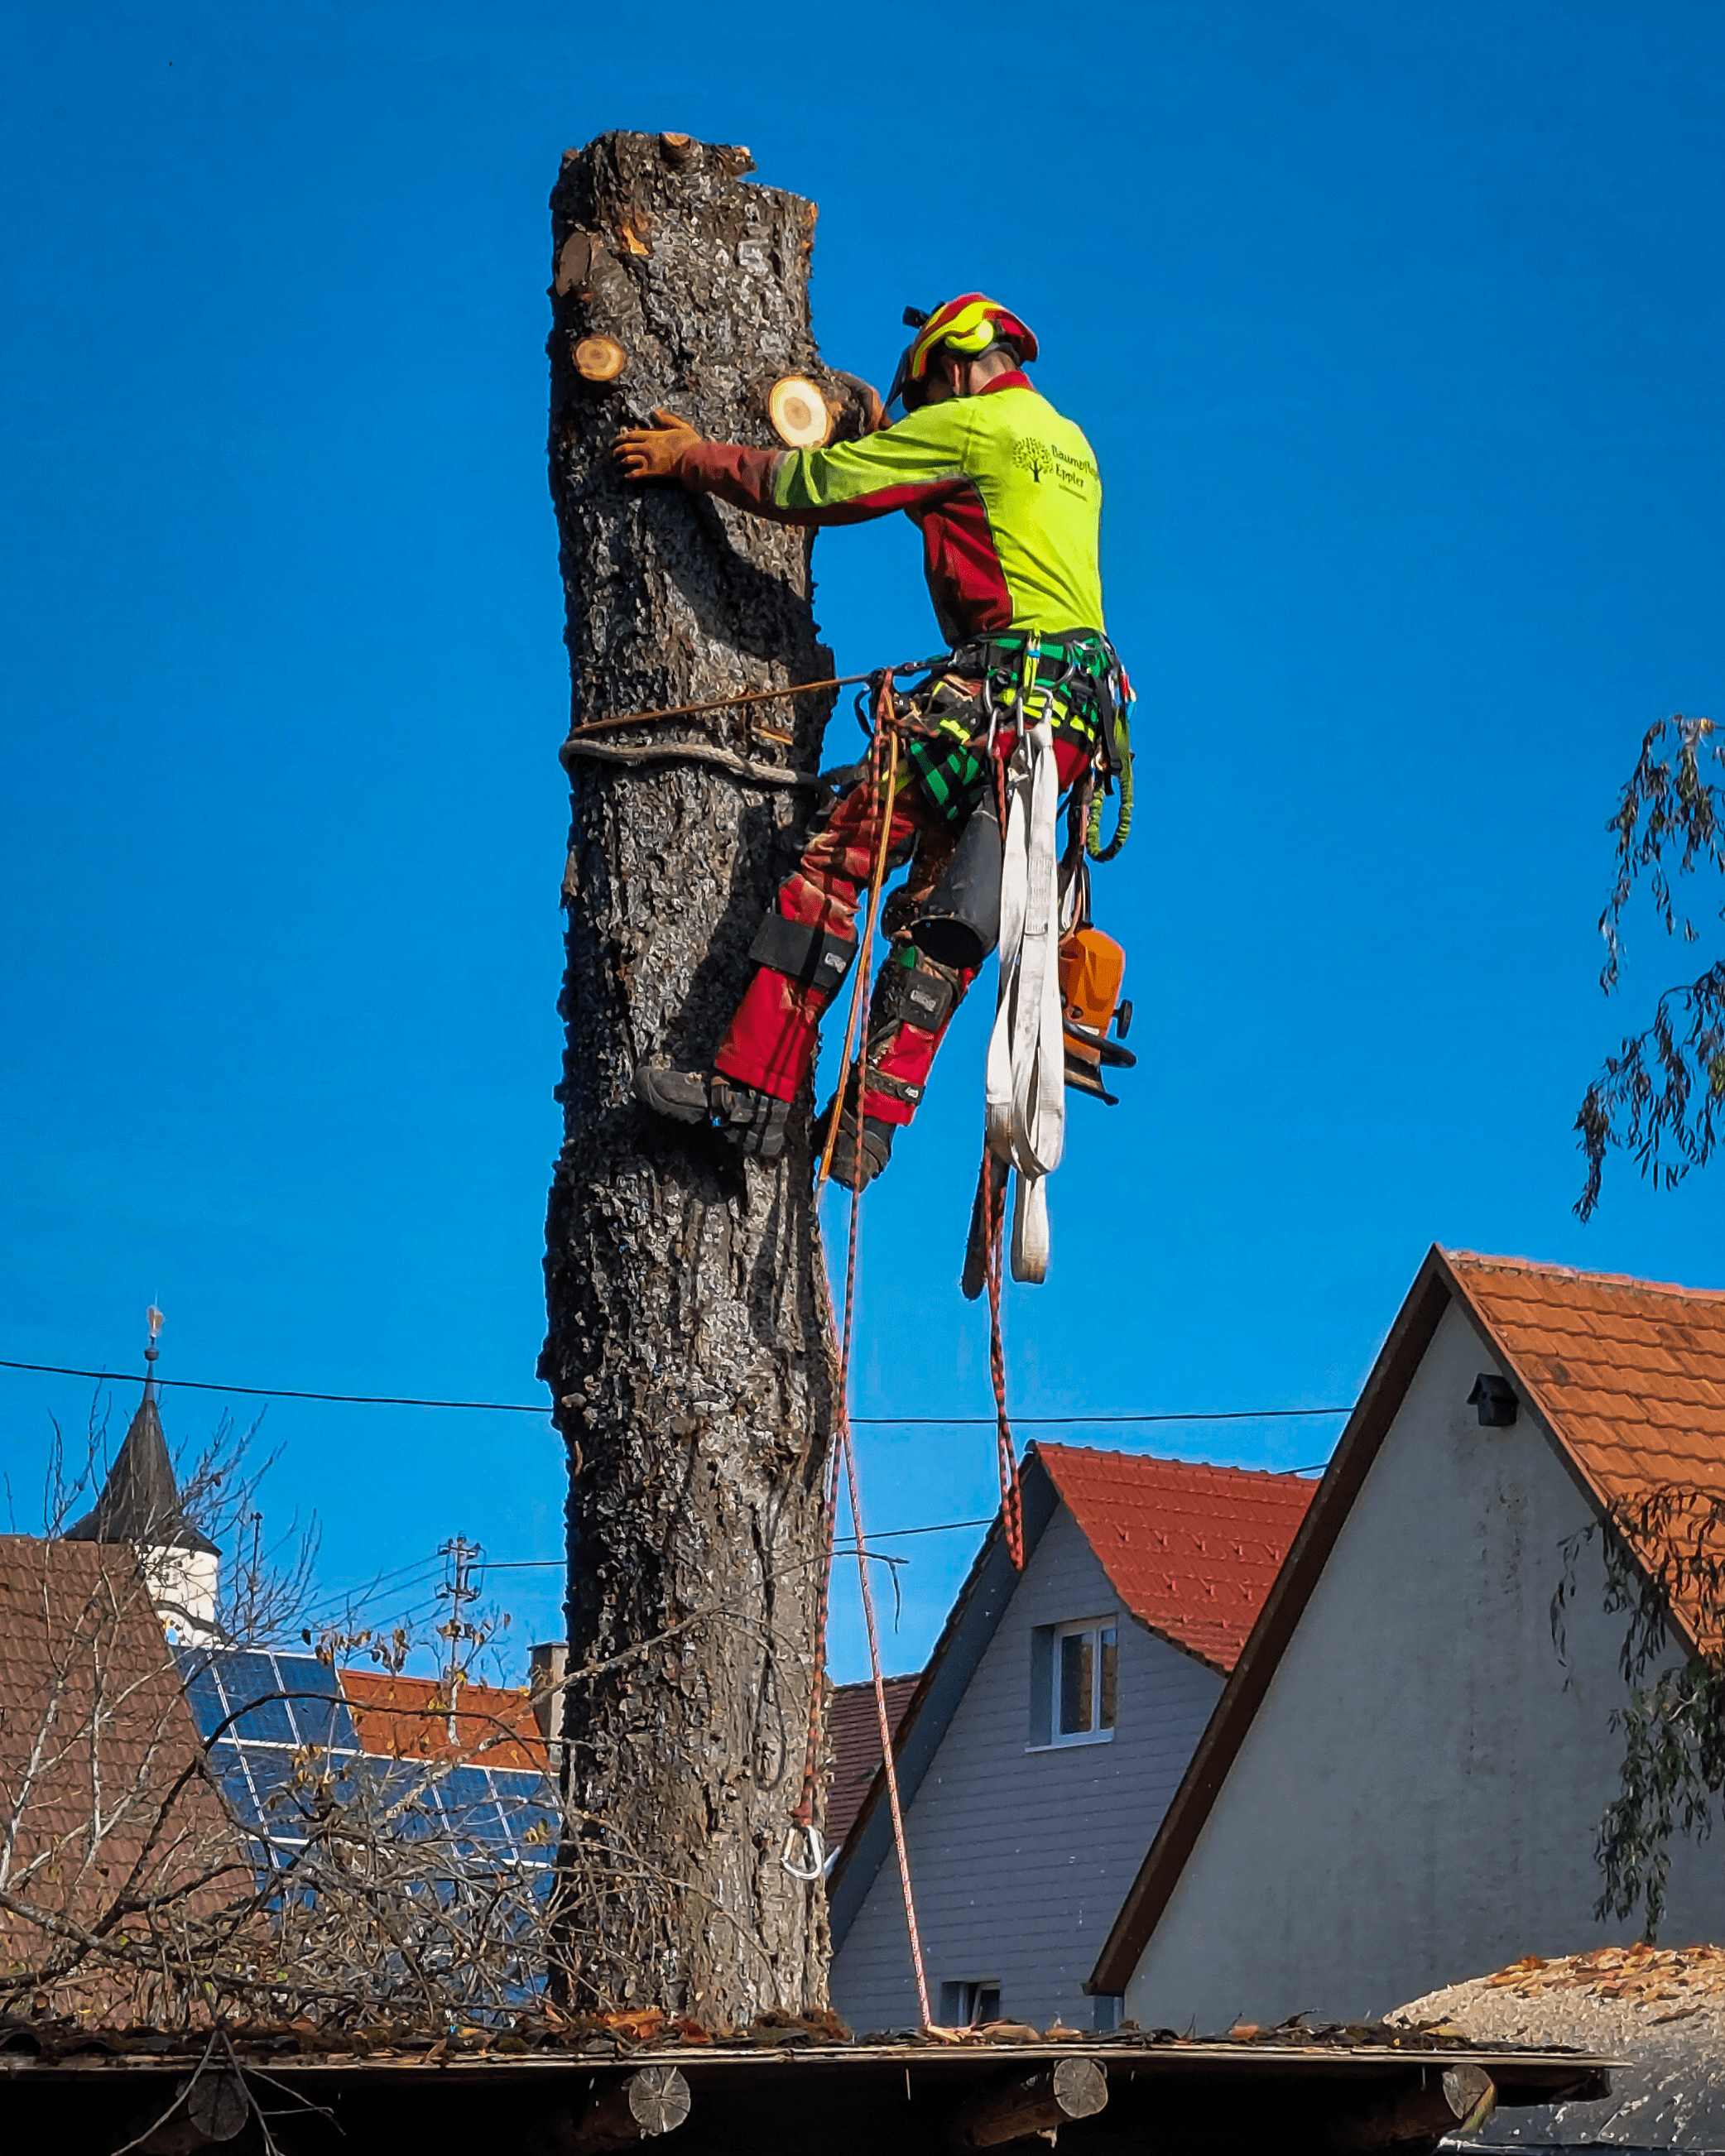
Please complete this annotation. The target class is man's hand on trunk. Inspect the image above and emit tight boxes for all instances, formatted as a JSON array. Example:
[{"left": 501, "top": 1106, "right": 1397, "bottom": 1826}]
[{"left": 613, "top": 408, "right": 704, "bottom": 480}]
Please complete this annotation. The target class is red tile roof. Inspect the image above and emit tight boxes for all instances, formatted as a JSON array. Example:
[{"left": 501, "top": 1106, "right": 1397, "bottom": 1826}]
[
  {"left": 1034, "top": 1443, "right": 1319, "bottom": 1673},
  {"left": 827, "top": 1675, "right": 920, "bottom": 1847},
  {"left": 1449, "top": 1251, "right": 1725, "bottom": 1501},
  {"left": 340, "top": 1669, "right": 546, "bottom": 1772},
  {"left": 1449, "top": 1251, "right": 1725, "bottom": 1643},
  {"left": 0, "top": 1537, "right": 244, "bottom": 2019}
]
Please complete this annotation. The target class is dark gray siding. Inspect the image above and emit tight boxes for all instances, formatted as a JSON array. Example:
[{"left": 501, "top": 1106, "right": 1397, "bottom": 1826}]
[{"left": 830, "top": 1502, "right": 1223, "bottom": 2032}]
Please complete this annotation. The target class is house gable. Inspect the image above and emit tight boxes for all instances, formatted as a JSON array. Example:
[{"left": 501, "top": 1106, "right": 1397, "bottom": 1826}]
[
  {"left": 827, "top": 1459, "right": 1061, "bottom": 1947},
  {"left": 1093, "top": 1243, "right": 1725, "bottom": 2003},
  {"left": 830, "top": 1498, "right": 1225, "bottom": 2033},
  {"left": 1110, "top": 1288, "right": 1725, "bottom": 2029},
  {"left": 830, "top": 1443, "right": 1316, "bottom": 1938}
]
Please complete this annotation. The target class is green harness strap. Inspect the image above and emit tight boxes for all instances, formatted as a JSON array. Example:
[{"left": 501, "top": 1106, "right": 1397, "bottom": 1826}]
[
  {"left": 979, "top": 631, "right": 1134, "bottom": 863},
  {"left": 891, "top": 631, "right": 1136, "bottom": 852}
]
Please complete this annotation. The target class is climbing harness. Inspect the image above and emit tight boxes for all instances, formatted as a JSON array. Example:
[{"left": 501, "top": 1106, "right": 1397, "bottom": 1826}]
[{"left": 777, "top": 639, "right": 1136, "bottom": 2025}]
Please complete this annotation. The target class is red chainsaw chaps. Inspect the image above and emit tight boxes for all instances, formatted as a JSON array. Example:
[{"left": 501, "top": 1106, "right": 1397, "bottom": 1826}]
[{"left": 714, "top": 732, "right": 1092, "bottom": 1119}]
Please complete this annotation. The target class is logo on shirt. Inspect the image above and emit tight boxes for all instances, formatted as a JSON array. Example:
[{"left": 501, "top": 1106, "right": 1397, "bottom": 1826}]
[{"left": 1013, "top": 436, "right": 1098, "bottom": 491}]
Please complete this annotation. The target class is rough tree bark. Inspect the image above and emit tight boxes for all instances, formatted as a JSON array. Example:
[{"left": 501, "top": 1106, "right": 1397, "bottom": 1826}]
[{"left": 540, "top": 131, "right": 844, "bottom": 2026}]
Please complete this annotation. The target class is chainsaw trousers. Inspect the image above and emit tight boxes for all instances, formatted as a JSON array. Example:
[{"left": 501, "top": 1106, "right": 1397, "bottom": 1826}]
[{"left": 714, "top": 730, "right": 1091, "bottom": 1128}]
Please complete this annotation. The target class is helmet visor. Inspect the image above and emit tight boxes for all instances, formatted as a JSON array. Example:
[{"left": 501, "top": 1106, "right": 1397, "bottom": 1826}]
[{"left": 887, "top": 337, "right": 926, "bottom": 413}]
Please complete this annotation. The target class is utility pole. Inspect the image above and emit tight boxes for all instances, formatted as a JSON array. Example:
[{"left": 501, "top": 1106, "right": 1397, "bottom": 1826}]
[
  {"left": 435, "top": 1534, "right": 482, "bottom": 1742},
  {"left": 541, "top": 131, "right": 839, "bottom": 2024}
]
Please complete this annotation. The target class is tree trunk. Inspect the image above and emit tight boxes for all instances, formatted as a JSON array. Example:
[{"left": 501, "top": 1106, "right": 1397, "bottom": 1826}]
[{"left": 539, "top": 130, "right": 840, "bottom": 2027}]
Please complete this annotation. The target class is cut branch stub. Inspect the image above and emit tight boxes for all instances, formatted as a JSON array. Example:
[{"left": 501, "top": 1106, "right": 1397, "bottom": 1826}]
[
  {"left": 574, "top": 335, "right": 627, "bottom": 383},
  {"left": 951, "top": 2058, "right": 1108, "bottom": 2149},
  {"left": 769, "top": 374, "right": 833, "bottom": 449},
  {"left": 576, "top": 2066, "right": 694, "bottom": 2150}
]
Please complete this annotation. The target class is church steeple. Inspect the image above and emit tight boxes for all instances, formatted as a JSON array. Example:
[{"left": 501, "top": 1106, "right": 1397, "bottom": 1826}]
[{"left": 64, "top": 1310, "right": 221, "bottom": 1640}]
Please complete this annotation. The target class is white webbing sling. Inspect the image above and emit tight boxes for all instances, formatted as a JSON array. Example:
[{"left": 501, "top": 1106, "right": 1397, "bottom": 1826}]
[{"left": 985, "top": 685, "right": 1067, "bottom": 1284}]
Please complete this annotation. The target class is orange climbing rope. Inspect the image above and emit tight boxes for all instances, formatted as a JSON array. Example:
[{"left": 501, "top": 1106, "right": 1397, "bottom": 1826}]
[
  {"left": 982, "top": 1150, "right": 1026, "bottom": 1572},
  {"left": 791, "top": 682, "right": 900, "bottom": 1862},
  {"left": 784, "top": 670, "right": 1046, "bottom": 2020},
  {"left": 838, "top": 1364, "right": 931, "bottom": 2028}
]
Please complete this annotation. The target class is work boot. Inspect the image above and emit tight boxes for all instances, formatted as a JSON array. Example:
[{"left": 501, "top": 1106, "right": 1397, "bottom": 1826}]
[
  {"left": 814, "top": 1100, "right": 896, "bottom": 1192},
  {"left": 633, "top": 1064, "right": 791, "bottom": 1161}
]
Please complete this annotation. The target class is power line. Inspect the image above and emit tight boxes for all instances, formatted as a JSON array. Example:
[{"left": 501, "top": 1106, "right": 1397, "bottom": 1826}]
[
  {"left": 852, "top": 1408, "right": 1348, "bottom": 1426},
  {"left": 435, "top": 1477, "right": 1347, "bottom": 1586},
  {"left": 297, "top": 1555, "right": 446, "bottom": 1625},
  {"left": 0, "top": 1357, "right": 1350, "bottom": 1428},
  {"left": 0, "top": 1358, "right": 550, "bottom": 1414},
  {"left": 467, "top": 1518, "right": 1033, "bottom": 1570}
]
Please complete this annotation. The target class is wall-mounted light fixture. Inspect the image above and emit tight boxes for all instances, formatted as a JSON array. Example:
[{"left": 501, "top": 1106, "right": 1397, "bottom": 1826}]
[{"left": 1468, "top": 1374, "right": 1517, "bottom": 1428}]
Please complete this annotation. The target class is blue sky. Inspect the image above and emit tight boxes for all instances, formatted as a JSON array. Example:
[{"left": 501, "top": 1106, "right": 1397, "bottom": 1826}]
[{"left": 3, "top": 2, "right": 1723, "bottom": 1683}]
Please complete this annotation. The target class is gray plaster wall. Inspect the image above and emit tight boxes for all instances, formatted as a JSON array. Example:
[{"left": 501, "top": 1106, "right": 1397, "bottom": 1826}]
[
  {"left": 831, "top": 1502, "right": 1223, "bottom": 2033},
  {"left": 1126, "top": 1299, "right": 1725, "bottom": 2034}
]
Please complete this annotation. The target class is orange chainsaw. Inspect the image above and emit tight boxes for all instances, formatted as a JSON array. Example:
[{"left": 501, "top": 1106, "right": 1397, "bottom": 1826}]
[{"left": 1059, "top": 922, "right": 1136, "bottom": 1105}]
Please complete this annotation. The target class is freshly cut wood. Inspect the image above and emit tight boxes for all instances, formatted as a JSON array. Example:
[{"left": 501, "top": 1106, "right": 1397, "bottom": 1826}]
[
  {"left": 951, "top": 2058, "right": 1108, "bottom": 2149},
  {"left": 1324, "top": 2064, "right": 1495, "bottom": 2152},
  {"left": 768, "top": 372, "right": 833, "bottom": 448},
  {"left": 575, "top": 2065, "right": 693, "bottom": 2150},
  {"left": 574, "top": 335, "right": 627, "bottom": 382}
]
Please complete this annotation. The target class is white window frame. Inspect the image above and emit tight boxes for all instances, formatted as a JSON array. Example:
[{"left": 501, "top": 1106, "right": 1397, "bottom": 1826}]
[
  {"left": 1049, "top": 1615, "right": 1117, "bottom": 1748},
  {"left": 939, "top": 1978, "right": 1002, "bottom": 2027}
]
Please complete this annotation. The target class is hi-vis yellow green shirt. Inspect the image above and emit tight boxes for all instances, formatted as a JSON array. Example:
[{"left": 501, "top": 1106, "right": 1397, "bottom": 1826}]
[{"left": 676, "top": 372, "right": 1106, "bottom": 650}]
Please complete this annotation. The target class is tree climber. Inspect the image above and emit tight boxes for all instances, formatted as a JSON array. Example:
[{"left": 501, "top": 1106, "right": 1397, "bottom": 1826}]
[{"left": 616, "top": 294, "right": 1128, "bottom": 1191}]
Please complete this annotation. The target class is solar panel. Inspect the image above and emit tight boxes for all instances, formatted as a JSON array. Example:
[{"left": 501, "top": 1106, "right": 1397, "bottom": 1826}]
[
  {"left": 177, "top": 1647, "right": 362, "bottom": 1745},
  {"left": 433, "top": 1765, "right": 508, "bottom": 1852},
  {"left": 491, "top": 1767, "right": 559, "bottom": 1864},
  {"left": 180, "top": 1655, "right": 227, "bottom": 1741},
  {"left": 208, "top": 1737, "right": 257, "bottom": 1815},
  {"left": 177, "top": 1646, "right": 557, "bottom": 1878},
  {"left": 243, "top": 1742, "right": 303, "bottom": 1813}
]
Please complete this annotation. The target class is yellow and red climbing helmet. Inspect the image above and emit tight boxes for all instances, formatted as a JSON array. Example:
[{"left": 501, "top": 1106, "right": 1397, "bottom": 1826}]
[{"left": 888, "top": 294, "right": 1038, "bottom": 411}]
